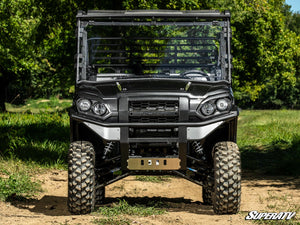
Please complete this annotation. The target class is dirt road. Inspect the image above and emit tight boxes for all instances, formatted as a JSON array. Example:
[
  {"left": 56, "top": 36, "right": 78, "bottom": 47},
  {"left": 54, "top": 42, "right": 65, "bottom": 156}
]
[{"left": 0, "top": 171, "right": 299, "bottom": 225}]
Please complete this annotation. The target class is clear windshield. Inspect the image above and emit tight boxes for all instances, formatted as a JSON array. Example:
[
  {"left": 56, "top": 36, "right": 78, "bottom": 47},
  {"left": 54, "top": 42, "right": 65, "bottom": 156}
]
[{"left": 81, "top": 22, "right": 228, "bottom": 81}]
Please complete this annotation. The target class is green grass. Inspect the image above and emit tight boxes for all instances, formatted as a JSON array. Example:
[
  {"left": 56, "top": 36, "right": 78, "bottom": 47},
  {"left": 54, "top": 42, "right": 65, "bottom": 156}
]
[
  {"left": 0, "top": 112, "right": 69, "bottom": 169},
  {"left": 0, "top": 100, "right": 70, "bottom": 202},
  {"left": 95, "top": 199, "right": 165, "bottom": 217},
  {"left": 238, "top": 110, "right": 300, "bottom": 147},
  {"left": 0, "top": 159, "right": 42, "bottom": 201},
  {"left": 5, "top": 97, "right": 72, "bottom": 113},
  {"left": 238, "top": 110, "right": 300, "bottom": 175},
  {"left": 92, "top": 217, "right": 131, "bottom": 225},
  {"left": 0, "top": 172, "right": 42, "bottom": 201},
  {"left": 93, "top": 199, "right": 165, "bottom": 224},
  {"left": 135, "top": 175, "right": 171, "bottom": 183}
]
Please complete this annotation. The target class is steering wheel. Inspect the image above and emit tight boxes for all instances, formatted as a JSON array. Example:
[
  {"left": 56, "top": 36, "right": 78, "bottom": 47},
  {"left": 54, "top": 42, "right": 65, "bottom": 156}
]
[{"left": 181, "top": 70, "right": 210, "bottom": 80}]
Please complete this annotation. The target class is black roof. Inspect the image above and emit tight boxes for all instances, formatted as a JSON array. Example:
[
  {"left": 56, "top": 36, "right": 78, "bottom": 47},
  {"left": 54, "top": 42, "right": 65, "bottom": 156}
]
[{"left": 77, "top": 10, "right": 230, "bottom": 19}]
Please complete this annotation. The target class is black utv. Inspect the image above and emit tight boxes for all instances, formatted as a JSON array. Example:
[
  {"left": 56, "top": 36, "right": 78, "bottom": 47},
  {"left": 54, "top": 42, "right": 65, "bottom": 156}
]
[{"left": 68, "top": 10, "right": 241, "bottom": 215}]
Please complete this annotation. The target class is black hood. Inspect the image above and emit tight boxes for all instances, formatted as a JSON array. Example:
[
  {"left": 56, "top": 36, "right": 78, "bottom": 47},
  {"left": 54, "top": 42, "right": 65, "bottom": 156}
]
[{"left": 77, "top": 78, "right": 231, "bottom": 98}]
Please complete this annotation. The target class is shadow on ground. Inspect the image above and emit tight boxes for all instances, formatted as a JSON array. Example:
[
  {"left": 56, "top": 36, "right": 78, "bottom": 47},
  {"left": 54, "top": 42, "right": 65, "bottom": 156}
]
[
  {"left": 240, "top": 135, "right": 300, "bottom": 176},
  {"left": 7, "top": 172, "right": 300, "bottom": 217},
  {"left": 8, "top": 195, "right": 213, "bottom": 216},
  {"left": 8, "top": 195, "right": 71, "bottom": 216}
]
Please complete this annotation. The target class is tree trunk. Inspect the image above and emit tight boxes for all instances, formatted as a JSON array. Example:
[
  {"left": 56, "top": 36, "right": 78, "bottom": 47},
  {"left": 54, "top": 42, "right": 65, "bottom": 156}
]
[
  {"left": 0, "top": 65, "right": 9, "bottom": 112},
  {"left": 0, "top": 76, "right": 6, "bottom": 112}
]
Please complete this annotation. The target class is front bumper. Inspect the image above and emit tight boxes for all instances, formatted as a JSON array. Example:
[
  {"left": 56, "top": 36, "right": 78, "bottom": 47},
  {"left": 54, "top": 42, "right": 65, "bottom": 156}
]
[
  {"left": 71, "top": 111, "right": 237, "bottom": 141},
  {"left": 70, "top": 110, "right": 238, "bottom": 170}
]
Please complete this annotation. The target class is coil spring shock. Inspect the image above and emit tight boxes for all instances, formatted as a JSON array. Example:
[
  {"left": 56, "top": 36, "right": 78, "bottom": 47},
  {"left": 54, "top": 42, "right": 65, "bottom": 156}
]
[
  {"left": 192, "top": 141, "right": 206, "bottom": 161},
  {"left": 192, "top": 141, "right": 203, "bottom": 155},
  {"left": 102, "top": 142, "right": 115, "bottom": 159}
]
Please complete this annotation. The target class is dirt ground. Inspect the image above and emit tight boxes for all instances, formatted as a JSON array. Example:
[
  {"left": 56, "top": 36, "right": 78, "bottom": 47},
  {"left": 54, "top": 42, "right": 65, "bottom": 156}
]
[{"left": 0, "top": 170, "right": 299, "bottom": 225}]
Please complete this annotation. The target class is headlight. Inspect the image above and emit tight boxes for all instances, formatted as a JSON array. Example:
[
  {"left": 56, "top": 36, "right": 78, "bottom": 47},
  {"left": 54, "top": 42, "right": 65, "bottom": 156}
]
[
  {"left": 200, "top": 102, "right": 215, "bottom": 116},
  {"left": 92, "top": 103, "right": 107, "bottom": 116},
  {"left": 216, "top": 98, "right": 230, "bottom": 111},
  {"left": 77, "top": 99, "right": 91, "bottom": 111}
]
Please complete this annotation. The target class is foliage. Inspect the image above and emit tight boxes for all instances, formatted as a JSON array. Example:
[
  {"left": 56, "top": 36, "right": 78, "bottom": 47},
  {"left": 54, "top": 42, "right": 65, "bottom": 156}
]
[
  {"left": 212, "top": 0, "right": 300, "bottom": 108},
  {"left": 123, "top": 0, "right": 206, "bottom": 10},
  {"left": 282, "top": 4, "right": 300, "bottom": 35}
]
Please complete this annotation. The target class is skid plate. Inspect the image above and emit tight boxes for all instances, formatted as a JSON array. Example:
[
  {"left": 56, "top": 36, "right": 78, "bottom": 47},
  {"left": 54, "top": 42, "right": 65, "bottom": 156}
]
[{"left": 127, "top": 157, "right": 181, "bottom": 170}]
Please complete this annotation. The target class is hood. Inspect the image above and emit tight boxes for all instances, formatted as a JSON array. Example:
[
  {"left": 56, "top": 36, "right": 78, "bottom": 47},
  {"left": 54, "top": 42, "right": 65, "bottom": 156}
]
[{"left": 77, "top": 78, "right": 231, "bottom": 97}]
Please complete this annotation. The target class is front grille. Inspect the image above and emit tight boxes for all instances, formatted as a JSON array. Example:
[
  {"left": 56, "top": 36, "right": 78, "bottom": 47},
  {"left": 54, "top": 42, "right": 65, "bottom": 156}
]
[
  {"left": 129, "top": 101, "right": 178, "bottom": 111},
  {"left": 129, "top": 127, "right": 178, "bottom": 138},
  {"left": 130, "top": 116, "right": 178, "bottom": 123},
  {"left": 129, "top": 100, "right": 179, "bottom": 123}
]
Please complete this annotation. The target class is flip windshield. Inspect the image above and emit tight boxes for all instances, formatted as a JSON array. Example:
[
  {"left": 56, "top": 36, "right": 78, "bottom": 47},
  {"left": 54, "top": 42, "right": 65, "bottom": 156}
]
[{"left": 78, "top": 17, "right": 230, "bottom": 82}]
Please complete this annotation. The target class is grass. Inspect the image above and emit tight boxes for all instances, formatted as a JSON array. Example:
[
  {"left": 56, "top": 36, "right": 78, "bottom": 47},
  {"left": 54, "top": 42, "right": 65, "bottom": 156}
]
[
  {"left": 238, "top": 110, "right": 300, "bottom": 147},
  {"left": 5, "top": 97, "right": 72, "bottom": 113},
  {"left": 135, "top": 175, "right": 171, "bottom": 183},
  {"left": 93, "top": 199, "right": 165, "bottom": 224},
  {"left": 95, "top": 199, "right": 165, "bottom": 217},
  {"left": 0, "top": 171, "right": 42, "bottom": 201},
  {"left": 0, "top": 112, "right": 69, "bottom": 169},
  {"left": 238, "top": 110, "right": 300, "bottom": 175},
  {"left": 0, "top": 98, "right": 70, "bottom": 201},
  {"left": 93, "top": 217, "right": 131, "bottom": 225},
  {"left": 0, "top": 159, "right": 42, "bottom": 200}
]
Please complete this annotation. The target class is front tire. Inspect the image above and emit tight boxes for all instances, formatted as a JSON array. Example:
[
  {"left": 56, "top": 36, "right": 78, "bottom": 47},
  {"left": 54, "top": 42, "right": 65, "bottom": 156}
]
[
  {"left": 68, "top": 141, "right": 95, "bottom": 214},
  {"left": 212, "top": 141, "right": 241, "bottom": 214}
]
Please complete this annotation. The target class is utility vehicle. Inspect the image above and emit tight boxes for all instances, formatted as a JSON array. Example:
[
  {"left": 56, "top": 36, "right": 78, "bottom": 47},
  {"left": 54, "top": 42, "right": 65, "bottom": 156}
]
[{"left": 68, "top": 10, "right": 241, "bottom": 215}]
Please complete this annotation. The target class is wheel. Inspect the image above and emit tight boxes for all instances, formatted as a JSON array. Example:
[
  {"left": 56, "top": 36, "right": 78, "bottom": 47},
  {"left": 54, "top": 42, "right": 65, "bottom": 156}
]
[
  {"left": 95, "top": 174, "right": 105, "bottom": 205},
  {"left": 202, "top": 173, "right": 213, "bottom": 205},
  {"left": 95, "top": 186, "right": 105, "bottom": 205},
  {"left": 68, "top": 141, "right": 95, "bottom": 214},
  {"left": 212, "top": 141, "right": 241, "bottom": 214},
  {"left": 202, "top": 185, "right": 213, "bottom": 205}
]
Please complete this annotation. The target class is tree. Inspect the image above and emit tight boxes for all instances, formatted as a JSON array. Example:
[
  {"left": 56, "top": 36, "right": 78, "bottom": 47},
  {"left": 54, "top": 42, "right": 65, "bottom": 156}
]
[
  {"left": 0, "top": 0, "right": 41, "bottom": 110},
  {"left": 211, "top": 0, "right": 300, "bottom": 108}
]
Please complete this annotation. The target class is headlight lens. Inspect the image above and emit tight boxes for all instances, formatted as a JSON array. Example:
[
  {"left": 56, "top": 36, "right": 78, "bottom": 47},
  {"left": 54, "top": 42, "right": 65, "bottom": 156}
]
[
  {"left": 216, "top": 98, "right": 230, "bottom": 111},
  {"left": 201, "top": 102, "right": 215, "bottom": 116},
  {"left": 77, "top": 99, "right": 91, "bottom": 111},
  {"left": 92, "top": 103, "right": 107, "bottom": 116}
]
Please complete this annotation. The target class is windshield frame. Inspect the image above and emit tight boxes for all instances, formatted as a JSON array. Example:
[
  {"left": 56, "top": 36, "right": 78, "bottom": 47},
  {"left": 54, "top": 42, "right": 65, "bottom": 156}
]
[{"left": 76, "top": 10, "right": 232, "bottom": 84}]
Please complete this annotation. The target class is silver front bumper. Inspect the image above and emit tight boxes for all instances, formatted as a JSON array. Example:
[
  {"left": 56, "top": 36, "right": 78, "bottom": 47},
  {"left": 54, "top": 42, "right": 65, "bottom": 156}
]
[{"left": 83, "top": 120, "right": 224, "bottom": 141}]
